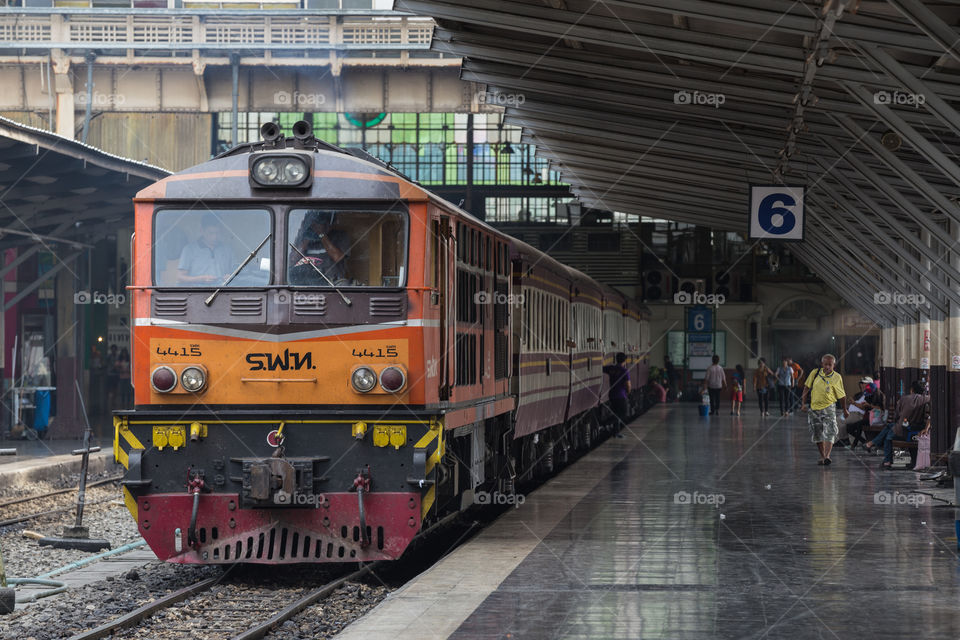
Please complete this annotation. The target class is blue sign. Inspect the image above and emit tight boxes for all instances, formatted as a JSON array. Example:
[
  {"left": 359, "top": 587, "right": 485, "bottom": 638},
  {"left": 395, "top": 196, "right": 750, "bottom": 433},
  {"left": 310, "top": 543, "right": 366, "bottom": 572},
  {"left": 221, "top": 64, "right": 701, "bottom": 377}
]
[
  {"left": 687, "top": 306, "right": 712, "bottom": 332},
  {"left": 749, "top": 185, "right": 805, "bottom": 241}
]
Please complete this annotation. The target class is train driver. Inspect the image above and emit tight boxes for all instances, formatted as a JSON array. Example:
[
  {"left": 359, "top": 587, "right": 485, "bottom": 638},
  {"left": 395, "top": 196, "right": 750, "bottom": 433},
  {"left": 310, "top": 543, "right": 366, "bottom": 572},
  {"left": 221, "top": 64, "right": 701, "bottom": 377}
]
[
  {"left": 289, "top": 210, "right": 350, "bottom": 285},
  {"left": 177, "top": 213, "right": 235, "bottom": 285}
]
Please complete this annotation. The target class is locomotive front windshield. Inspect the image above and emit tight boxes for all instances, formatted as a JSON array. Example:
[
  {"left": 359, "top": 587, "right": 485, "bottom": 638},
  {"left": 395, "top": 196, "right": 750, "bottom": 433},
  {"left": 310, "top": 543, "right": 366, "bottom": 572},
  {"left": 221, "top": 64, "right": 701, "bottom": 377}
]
[
  {"left": 287, "top": 209, "right": 407, "bottom": 287},
  {"left": 152, "top": 207, "right": 407, "bottom": 288},
  {"left": 153, "top": 208, "right": 272, "bottom": 287}
]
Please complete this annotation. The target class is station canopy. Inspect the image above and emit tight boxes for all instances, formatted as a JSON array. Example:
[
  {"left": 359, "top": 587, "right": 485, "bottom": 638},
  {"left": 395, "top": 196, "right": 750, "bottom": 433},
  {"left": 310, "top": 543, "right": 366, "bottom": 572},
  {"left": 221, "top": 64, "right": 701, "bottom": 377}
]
[
  {"left": 398, "top": 0, "right": 960, "bottom": 324},
  {"left": 0, "top": 115, "right": 168, "bottom": 252}
]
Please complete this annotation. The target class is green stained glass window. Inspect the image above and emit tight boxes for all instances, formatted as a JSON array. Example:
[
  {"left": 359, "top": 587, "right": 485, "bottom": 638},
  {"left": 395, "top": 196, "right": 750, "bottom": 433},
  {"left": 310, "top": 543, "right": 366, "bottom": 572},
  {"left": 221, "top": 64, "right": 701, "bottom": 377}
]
[{"left": 216, "top": 111, "right": 565, "bottom": 187}]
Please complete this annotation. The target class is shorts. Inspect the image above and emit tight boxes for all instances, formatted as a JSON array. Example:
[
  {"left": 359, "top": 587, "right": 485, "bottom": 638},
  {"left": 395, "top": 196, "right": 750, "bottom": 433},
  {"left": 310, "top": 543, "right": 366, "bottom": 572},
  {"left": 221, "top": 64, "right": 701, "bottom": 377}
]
[
  {"left": 731, "top": 390, "right": 743, "bottom": 402},
  {"left": 808, "top": 407, "right": 839, "bottom": 443}
]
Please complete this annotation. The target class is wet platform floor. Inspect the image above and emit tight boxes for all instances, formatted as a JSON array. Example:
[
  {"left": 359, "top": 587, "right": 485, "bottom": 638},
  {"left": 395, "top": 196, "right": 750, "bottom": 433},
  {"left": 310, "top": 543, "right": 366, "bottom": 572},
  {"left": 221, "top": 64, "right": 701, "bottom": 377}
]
[{"left": 341, "top": 403, "right": 960, "bottom": 640}]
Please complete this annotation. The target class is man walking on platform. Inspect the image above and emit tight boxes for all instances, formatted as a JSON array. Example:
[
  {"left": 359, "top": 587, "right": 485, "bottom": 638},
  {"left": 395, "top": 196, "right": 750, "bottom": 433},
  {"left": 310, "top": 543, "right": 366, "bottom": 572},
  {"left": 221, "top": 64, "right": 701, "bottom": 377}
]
[
  {"left": 702, "top": 355, "right": 726, "bottom": 416},
  {"left": 800, "top": 354, "right": 846, "bottom": 466}
]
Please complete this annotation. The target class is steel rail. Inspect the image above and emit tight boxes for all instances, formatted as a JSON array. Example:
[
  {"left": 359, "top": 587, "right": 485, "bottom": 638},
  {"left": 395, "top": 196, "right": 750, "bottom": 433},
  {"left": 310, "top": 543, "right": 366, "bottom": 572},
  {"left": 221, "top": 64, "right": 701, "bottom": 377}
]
[
  {"left": 0, "top": 475, "right": 123, "bottom": 510},
  {"left": 68, "top": 511, "right": 463, "bottom": 640},
  {"left": 66, "top": 576, "right": 224, "bottom": 640}
]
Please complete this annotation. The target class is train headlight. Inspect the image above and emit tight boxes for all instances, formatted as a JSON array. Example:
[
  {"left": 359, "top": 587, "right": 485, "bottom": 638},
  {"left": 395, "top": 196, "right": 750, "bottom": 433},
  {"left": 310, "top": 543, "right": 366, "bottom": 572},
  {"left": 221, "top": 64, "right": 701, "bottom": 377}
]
[
  {"left": 250, "top": 155, "right": 311, "bottom": 188},
  {"left": 151, "top": 366, "right": 178, "bottom": 393},
  {"left": 379, "top": 366, "right": 406, "bottom": 393},
  {"left": 180, "top": 367, "right": 207, "bottom": 393},
  {"left": 351, "top": 367, "right": 377, "bottom": 393}
]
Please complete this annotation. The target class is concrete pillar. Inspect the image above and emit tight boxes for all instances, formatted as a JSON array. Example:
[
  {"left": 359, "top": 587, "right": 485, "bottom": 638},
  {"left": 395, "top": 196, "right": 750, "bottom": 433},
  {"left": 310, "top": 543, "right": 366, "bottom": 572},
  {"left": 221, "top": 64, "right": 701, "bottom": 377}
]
[
  {"left": 881, "top": 322, "right": 896, "bottom": 409},
  {"left": 51, "top": 50, "right": 75, "bottom": 139},
  {"left": 949, "top": 220, "right": 960, "bottom": 455},
  {"left": 55, "top": 268, "right": 81, "bottom": 437},
  {"left": 896, "top": 318, "right": 907, "bottom": 398}
]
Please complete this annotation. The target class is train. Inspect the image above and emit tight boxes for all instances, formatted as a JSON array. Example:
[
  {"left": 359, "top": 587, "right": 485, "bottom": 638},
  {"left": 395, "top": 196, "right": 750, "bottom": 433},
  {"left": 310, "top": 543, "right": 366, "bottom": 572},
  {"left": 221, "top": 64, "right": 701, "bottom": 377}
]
[{"left": 114, "top": 120, "right": 650, "bottom": 564}]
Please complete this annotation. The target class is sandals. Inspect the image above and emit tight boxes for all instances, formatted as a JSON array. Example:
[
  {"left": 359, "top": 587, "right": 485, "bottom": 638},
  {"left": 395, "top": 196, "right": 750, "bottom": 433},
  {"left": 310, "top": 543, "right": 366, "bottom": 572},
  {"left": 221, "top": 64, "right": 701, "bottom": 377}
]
[
  {"left": 823, "top": 458, "right": 832, "bottom": 466},
  {"left": 881, "top": 461, "right": 893, "bottom": 469}
]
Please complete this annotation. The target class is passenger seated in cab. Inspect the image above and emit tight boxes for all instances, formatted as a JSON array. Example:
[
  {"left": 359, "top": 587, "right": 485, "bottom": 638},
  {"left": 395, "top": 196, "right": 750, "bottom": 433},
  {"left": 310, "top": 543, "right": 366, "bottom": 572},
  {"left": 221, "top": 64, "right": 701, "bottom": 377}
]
[
  {"left": 288, "top": 210, "right": 350, "bottom": 286},
  {"left": 177, "top": 214, "right": 235, "bottom": 284}
]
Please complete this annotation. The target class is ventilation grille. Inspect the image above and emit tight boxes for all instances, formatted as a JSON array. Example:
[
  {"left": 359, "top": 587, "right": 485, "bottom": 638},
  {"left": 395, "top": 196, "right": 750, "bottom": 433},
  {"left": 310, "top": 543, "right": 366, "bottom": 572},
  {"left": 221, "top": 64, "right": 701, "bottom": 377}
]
[
  {"left": 293, "top": 296, "right": 327, "bottom": 316},
  {"left": 202, "top": 524, "right": 385, "bottom": 563},
  {"left": 154, "top": 296, "right": 187, "bottom": 317},
  {"left": 369, "top": 296, "right": 404, "bottom": 317},
  {"left": 230, "top": 297, "right": 264, "bottom": 316}
]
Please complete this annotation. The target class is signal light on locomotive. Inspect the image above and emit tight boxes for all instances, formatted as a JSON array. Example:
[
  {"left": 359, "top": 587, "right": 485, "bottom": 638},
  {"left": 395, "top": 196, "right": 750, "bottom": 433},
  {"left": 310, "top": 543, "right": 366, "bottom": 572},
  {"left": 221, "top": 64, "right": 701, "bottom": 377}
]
[
  {"left": 379, "top": 366, "right": 406, "bottom": 393},
  {"left": 351, "top": 367, "right": 377, "bottom": 393},
  {"left": 151, "top": 366, "right": 178, "bottom": 393},
  {"left": 249, "top": 154, "right": 311, "bottom": 188},
  {"left": 180, "top": 366, "right": 207, "bottom": 393}
]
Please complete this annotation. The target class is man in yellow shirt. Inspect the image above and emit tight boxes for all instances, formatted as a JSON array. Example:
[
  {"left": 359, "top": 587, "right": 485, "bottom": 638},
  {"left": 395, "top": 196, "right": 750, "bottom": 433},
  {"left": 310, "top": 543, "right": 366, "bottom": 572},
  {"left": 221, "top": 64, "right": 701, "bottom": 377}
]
[{"left": 800, "top": 354, "right": 847, "bottom": 466}]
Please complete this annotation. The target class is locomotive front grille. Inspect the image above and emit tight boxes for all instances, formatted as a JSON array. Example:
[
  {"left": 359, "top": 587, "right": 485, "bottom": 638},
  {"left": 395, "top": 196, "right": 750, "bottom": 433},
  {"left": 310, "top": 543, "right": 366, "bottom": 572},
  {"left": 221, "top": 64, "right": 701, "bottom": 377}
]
[
  {"left": 154, "top": 296, "right": 188, "bottom": 316},
  {"left": 368, "top": 296, "right": 405, "bottom": 317},
  {"left": 230, "top": 296, "right": 265, "bottom": 317},
  {"left": 293, "top": 297, "right": 327, "bottom": 316},
  {"left": 200, "top": 524, "right": 385, "bottom": 563}
]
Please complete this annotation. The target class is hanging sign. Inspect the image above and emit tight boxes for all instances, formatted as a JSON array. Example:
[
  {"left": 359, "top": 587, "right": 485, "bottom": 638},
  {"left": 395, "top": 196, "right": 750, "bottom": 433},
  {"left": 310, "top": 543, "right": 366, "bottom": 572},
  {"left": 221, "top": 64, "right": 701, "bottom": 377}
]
[{"left": 749, "top": 185, "right": 805, "bottom": 241}]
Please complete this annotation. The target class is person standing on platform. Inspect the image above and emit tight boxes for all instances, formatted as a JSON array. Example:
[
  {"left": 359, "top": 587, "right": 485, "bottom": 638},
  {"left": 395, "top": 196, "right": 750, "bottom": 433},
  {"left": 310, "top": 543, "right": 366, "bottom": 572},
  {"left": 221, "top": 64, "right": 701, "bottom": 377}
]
[
  {"left": 787, "top": 357, "right": 805, "bottom": 413},
  {"left": 731, "top": 364, "right": 745, "bottom": 416},
  {"left": 117, "top": 348, "right": 132, "bottom": 408},
  {"left": 664, "top": 356, "right": 679, "bottom": 402},
  {"left": 702, "top": 355, "right": 726, "bottom": 416},
  {"left": 800, "top": 354, "right": 847, "bottom": 466},
  {"left": 604, "top": 352, "right": 631, "bottom": 437},
  {"left": 775, "top": 357, "right": 794, "bottom": 416},
  {"left": 105, "top": 344, "right": 119, "bottom": 409},
  {"left": 753, "top": 358, "right": 773, "bottom": 417}
]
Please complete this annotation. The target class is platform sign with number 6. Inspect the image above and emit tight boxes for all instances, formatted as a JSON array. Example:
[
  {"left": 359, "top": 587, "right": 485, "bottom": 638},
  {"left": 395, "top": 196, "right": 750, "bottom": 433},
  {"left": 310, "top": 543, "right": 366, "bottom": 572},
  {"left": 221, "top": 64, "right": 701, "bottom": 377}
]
[
  {"left": 749, "top": 185, "right": 805, "bottom": 241},
  {"left": 688, "top": 306, "right": 711, "bottom": 333}
]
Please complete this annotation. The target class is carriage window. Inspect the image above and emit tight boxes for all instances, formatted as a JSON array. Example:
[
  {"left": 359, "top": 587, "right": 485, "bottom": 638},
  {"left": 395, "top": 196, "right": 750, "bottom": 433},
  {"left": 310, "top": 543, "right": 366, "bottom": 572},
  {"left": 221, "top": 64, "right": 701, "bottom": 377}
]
[
  {"left": 287, "top": 209, "right": 407, "bottom": 287},
  {"left": 153, "top": 209, "right": 271, "bottom": 287}
]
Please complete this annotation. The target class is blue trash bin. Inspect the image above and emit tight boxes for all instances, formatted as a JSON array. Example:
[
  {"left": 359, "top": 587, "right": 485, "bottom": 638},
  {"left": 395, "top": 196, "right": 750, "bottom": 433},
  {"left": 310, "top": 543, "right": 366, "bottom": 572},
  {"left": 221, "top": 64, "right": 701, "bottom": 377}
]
[{"left": 32, "top": 390, "right": 51, "bottom": 434}]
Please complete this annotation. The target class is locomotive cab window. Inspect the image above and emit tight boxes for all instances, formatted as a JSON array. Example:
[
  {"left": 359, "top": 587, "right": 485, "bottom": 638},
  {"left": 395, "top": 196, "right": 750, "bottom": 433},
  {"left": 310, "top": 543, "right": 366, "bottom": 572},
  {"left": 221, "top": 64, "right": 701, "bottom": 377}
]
[
  {"left": 153, "top": 208, "right": 272, "bottom": 287},
  {"left": 287, "top": 209, "right": 407, "bottom": 287}
]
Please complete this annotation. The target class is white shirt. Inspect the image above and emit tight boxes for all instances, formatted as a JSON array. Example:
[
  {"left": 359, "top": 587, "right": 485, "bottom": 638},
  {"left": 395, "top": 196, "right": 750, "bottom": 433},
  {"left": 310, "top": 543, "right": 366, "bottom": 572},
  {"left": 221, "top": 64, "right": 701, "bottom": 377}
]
[{"left": 704, "top": 364, "right": 725, "bottom": 389}]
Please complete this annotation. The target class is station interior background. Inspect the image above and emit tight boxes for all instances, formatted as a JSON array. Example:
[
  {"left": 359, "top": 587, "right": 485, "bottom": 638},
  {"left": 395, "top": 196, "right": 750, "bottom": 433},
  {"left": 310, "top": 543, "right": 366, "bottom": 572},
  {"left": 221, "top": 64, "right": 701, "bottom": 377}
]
[{"left": 0, "top": 0, "right": 868, "bottom": 438}]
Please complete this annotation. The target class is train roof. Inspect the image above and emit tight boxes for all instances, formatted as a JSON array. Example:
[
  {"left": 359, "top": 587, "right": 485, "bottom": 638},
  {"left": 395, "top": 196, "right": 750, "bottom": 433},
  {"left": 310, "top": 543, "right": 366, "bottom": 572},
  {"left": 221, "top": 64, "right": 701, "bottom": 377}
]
[
  {"left": 136, "top": 131, "right": 642, "bottom": 315},
  {"left": 136, "top": 143, "right": 431, "bottom": 202}
]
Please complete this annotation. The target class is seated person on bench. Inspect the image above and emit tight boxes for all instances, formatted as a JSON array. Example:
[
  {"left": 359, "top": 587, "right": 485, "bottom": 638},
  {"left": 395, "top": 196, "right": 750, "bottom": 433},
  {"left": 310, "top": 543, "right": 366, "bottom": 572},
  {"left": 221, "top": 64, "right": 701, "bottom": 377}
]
[
  {"left": 843, "top": 378, "right": 882, "bottom": 449},
  {"left": 865, "top": 380, "right": 929, "bottom": 469}
]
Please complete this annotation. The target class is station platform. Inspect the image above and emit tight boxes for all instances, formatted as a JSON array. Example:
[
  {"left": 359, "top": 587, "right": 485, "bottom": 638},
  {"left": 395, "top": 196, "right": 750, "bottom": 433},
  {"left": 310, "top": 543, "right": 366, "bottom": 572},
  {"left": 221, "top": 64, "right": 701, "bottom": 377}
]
[
  {"left": 337, "top": 403, "right": 960, "bottom": 640},
  {"left": 0, "top": 437, "right": 117, "bottom": 484}
]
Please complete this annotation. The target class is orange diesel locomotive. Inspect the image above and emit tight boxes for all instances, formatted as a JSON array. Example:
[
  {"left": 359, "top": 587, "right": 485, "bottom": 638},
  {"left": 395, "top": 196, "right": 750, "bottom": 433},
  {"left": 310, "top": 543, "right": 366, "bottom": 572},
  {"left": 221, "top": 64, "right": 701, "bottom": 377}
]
[{"left": 114, "top": 121, "right": 649, "bottom": 564}]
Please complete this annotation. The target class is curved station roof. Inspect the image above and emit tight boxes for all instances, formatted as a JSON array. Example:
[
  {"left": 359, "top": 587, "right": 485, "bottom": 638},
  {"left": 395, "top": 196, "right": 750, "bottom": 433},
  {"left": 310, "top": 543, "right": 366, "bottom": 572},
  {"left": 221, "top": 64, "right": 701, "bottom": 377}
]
[{"left": 398, "top": 0, "right": 960, "bottom": 324}]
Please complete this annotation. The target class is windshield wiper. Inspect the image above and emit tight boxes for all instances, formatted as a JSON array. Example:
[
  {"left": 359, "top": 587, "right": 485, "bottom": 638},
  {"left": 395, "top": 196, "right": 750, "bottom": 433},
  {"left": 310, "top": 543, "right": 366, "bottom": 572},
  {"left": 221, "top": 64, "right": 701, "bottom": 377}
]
[
  {"left": 288, "top": 242, "right": 352, "bottom": 306},
  {"left": 204, "top": 233, "right": 271, "bottom": 306}
]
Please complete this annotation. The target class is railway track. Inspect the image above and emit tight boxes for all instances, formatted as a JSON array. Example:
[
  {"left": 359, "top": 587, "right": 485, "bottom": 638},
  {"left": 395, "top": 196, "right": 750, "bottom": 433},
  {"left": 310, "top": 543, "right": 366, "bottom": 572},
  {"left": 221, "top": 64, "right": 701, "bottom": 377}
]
[
  {"left": 65, "top": 512, "right": 462, "bottom": 640},
  {"left": 0, "top": 476, "right": 124, "bottom": 528},
  {"left": 67, "top": 563, "right": 379, "bottom": 640}
]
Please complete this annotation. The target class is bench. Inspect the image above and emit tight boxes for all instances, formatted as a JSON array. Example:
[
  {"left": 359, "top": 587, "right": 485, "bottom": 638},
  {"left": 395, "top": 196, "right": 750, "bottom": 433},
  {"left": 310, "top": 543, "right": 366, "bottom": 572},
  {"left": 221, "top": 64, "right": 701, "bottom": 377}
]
[{"left": 891, "top": 439, "right": 917, "bottom": 451}]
